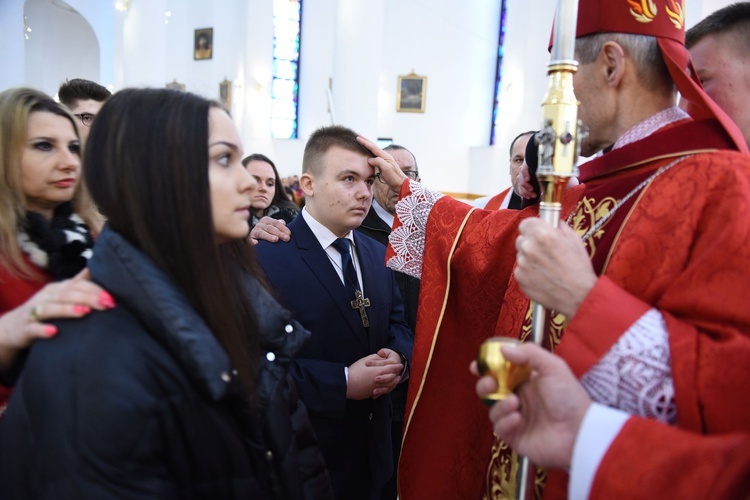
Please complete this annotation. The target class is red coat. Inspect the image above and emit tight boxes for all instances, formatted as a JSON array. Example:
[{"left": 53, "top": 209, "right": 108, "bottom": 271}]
[{"left": 0, "top": 262, "right": 51, "bottom": 409}]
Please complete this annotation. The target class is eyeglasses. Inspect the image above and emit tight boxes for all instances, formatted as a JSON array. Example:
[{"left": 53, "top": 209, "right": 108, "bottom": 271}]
[
  {"left": 376, "top": 170, "right": 419, "bottom": 184},
  {"left": 73, "top": 113, "right": 96, "bottom": 127}
]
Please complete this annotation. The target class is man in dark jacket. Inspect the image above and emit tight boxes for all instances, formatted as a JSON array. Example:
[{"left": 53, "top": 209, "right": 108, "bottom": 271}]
[
  {"left": 251, "top": 143, "right": 420, "bottom": 500},
  {"left": 255, "top": 126, "right": 412, "bottom": 500}
]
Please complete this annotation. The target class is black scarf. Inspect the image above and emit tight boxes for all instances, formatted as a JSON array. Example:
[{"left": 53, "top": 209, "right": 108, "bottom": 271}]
[{"left": 18, "top": 202, "right": 94, "bottom": 280}]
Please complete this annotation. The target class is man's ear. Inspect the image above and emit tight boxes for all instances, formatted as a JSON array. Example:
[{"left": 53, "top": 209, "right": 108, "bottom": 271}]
[
  {"left": 300, "top": 172, "right": 314, "bottom": 197},
  {"left": 600, "top": 40, "right": 626, "bottom": 87}
]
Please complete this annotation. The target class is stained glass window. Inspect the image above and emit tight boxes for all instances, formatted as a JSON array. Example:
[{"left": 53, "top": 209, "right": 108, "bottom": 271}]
[
  {"left": 490, "top": 1, "right": 508, "bottom": 145},
  {"left": 272, "top": 0, "right": 301, "bottom": 139}
]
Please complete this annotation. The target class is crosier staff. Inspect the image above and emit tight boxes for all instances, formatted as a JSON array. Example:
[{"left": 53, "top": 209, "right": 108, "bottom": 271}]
[{"left": 517, "top": 0, "right": 583, "bottom": 498}]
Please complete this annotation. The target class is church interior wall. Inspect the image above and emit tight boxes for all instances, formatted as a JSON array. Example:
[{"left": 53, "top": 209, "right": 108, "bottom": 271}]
[
  {"left": 2, "top": 0, "right": 734, "bottom": 198},
  {"left": 23, "top": 0, "right": 101, "bottom": 98},
  {"left": 378, "top": 0, "right": 505, "bottom": 194}
]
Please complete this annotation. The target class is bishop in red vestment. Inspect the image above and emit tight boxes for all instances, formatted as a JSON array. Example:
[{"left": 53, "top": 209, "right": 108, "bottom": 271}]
[{"left": 358, "top": 0, "right": 750, "bottom": 498}]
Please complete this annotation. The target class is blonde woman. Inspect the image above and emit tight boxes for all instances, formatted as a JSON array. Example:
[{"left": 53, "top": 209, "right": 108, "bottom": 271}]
[{"left": 0, "top": 88, "right": 112, "bottom": 413}]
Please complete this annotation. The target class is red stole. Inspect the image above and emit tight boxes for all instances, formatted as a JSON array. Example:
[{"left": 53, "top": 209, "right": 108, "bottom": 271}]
[{"left": 485, "top": 188, "right": 511, "bottom": 210}]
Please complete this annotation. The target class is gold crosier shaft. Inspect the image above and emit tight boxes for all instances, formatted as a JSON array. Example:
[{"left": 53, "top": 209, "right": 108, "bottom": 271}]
[{"left": 517, "top": 0, "right": 582, "bottom": 499}]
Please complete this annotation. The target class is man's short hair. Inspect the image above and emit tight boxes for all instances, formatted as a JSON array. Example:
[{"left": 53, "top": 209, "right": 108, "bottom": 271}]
[
  {"left": 576, "top": 33, "right": 673, "bottom": 93},
  {"left": 302, "top": 125, "right": 373, "bottom": 176},
  {"left": 57, "top": 78, "right": 111, "bottom": 108},
  {"left": 509, "top": 131, "right": 535, "bottom": 158},
  {"left": 686, "top": 2, "right": 750, "bottom": 49},
  {"left": 384, "top": 144, "right": 418, "bottom": 169}
]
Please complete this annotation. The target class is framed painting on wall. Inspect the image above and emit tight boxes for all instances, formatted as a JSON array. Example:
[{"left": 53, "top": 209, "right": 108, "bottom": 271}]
[
  {"left": 194, "top": 28, "right": 213, "bottom": 60},
  {"left": 397, "top": 73, "right": 427, "bottom": 113},
  {"left": 219, "top": 78, "right": 232, "bottom": 109},
  {"left": 166, "top": 79, "right": 186, "bottom": 92}
]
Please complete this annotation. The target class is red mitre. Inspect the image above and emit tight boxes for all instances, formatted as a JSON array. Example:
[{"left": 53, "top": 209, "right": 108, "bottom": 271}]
[{"left": 552, "top": 0, "right": 747, "bottom": 152}]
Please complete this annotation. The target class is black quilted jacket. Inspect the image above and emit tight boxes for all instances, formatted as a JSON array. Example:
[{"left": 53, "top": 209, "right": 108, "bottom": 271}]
[{"left": 0, "top": 227, "right": 333, "bottom": 499}]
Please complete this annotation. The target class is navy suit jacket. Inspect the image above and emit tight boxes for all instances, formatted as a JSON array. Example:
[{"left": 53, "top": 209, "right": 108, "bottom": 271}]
[{"left": 255, "top": 215, "right": 413, "bottom": 498}]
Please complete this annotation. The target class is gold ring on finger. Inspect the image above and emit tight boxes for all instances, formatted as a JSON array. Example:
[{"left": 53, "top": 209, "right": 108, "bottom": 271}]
[{"left": 30, "top": 304, "right": 43, "bottom": 322}]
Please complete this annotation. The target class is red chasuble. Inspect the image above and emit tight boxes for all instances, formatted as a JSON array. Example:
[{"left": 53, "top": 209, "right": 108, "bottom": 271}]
[
  {"left": 393, "top": 119, "right": 750, "bottom": 499},
  {"left": 592, "top": 418, "right": 750, "bottom": 498}
]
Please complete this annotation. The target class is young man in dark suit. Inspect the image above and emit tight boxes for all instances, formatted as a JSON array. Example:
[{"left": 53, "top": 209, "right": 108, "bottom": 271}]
[{"left": 255, "top": 125, "right": 412, "bottom": 500}]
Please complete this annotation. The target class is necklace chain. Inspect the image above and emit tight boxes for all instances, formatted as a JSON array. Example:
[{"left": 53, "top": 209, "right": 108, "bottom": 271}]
[
  {"left": 569, "top": 155, "right": 691, "bottom": 243},
  {"left": 326, "top": 243, "right": 372, "bottom": 327}
]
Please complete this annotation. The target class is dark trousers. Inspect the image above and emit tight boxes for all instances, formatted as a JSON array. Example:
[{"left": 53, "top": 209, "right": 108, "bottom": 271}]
[{"left": 380, "top": 383, "right": 407, "bottom": 500}]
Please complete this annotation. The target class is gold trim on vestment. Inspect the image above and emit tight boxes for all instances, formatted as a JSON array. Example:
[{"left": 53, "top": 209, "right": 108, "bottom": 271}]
[
  {"left": 398, "top": 207, "right": 478, "bottom": 496},
  {"left": 582, "top": 154, "right": 690, "bottom": 273},
  {"left": 583, "top": 148, "right": 716, "bottom": 181}
]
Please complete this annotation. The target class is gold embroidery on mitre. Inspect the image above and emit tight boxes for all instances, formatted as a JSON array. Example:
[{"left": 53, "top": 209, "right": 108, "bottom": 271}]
[
  {"left": 568, "top": 195, "right": 618, "bottom": 259},
  {"left": 627, "top": 0, "right": 657, "bottom": 23},
  {"left": 665, "top": 0, "right": 685, "bottom": 29}
]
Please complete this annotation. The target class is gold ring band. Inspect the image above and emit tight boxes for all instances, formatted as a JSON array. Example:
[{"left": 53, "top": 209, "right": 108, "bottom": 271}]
[{"left": 30, "top": 304, "right": 43, "bottom": 322}]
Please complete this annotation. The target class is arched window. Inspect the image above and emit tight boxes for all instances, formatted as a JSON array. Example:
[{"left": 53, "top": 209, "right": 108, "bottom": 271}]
[
  {"left": 271, "top": 0, "right": 302, "bottom": 139},
  {"left": 489, "top": 0, "right": 508, "bottom": 145}
]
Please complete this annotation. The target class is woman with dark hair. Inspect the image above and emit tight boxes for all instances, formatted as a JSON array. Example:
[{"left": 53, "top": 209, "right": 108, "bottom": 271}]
[
  {"left": 0, "top": 88, "right": 332, "bottom": 499},
  {"left": 243, "top": 153, "right": 299, "bottom": 227},
  {"left": 0, "top": 88, "right": 111, "bottom": 415}
]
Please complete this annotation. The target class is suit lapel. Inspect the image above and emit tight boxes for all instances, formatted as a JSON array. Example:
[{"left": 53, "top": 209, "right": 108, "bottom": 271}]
[
  {"left": 292, "top": 218, "right": 370, "bottom": 350},
  {"left": 363, "top": 207, "right": 392, "bottom": 232}
]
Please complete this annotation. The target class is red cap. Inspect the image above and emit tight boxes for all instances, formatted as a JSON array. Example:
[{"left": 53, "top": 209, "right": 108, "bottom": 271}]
[{"left": 555, "top": 0, "right": 747, "bottom": 152}]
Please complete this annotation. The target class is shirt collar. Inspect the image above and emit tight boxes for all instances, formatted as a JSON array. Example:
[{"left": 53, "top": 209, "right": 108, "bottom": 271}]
[
  {"left": 613, "top": 107, "right": 690, "bottom": 150},
  {"left": 371, "top": 199, "right": 395, "bottom": 228},
  {"left": 301, "top": 208, "right": 355, "bottom": 250}
]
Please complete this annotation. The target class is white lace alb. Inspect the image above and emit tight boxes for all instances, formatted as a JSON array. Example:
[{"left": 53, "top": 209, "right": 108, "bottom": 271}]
[
  {"left": 386, "top": 180, "right": 442, "bottom": 279},
  {"left": 581, "top": 309, "right": 676, "bottom": 424}
]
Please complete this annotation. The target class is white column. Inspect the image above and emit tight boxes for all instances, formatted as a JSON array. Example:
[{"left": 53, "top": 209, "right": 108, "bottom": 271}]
[
  {"left": 121, "top": 0, "right": 168, "bottom": 88},
  {"left": 0, "top": 0, "right": 25, "bottom": 90}
]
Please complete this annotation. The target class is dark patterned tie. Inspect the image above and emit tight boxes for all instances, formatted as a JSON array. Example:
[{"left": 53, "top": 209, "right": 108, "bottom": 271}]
[{"left": 331, "top": 238, "right": 359, "bottom": 297}]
